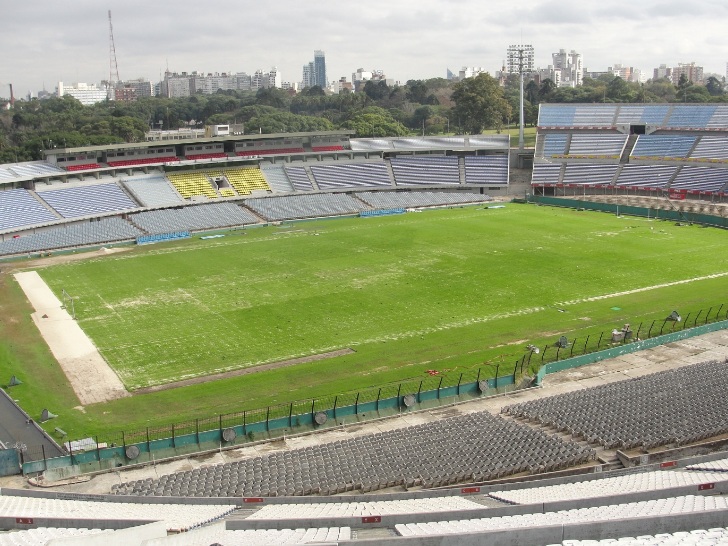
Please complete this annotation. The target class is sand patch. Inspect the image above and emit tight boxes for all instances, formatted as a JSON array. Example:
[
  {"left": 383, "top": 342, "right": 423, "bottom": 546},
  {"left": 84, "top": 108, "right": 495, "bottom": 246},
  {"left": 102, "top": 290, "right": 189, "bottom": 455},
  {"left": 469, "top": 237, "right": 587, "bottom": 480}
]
[{"left": 14, "top": 271, "right": 129, "bottom": 405}]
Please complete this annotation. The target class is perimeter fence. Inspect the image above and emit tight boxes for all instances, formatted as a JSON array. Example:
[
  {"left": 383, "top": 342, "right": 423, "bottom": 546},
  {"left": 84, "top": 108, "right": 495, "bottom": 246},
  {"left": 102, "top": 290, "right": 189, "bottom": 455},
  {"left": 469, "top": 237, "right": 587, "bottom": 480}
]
[{"left": 17, "top": 303, "right": 728, "bottom": 475}]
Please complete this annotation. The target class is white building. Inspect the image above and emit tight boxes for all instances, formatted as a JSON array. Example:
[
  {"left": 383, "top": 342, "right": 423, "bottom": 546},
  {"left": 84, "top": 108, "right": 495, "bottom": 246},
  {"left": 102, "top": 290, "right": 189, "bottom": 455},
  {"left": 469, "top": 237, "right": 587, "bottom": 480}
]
[
  {"left": 56, "top": 82, "right": 108, "bottom": 105},
  {"left": 252, "top": 67, "right": 281, "bottom": 90},
  {"left": 162, "top": 72, "right": 193, "bottom": 98},
  {"left": 551, "top": 49, "right": 582, "bottom": 87},
  {"left": 458, "top": 67, "right": 486, "bottom": 80},
  {"left": 352, "top": 68, "right": 373, "bottom": 85},
  {"left": 608, "top": 64, "right": 645, "bottom": 83},
  {"left": 233, "top": 73, "right": 252, "bottom": 91},
  {"left": 268, "top": 67, "right": 282, "bottom": 89},
  {"left": 302, "top": 62, "right": 315, "bottom": 88},
  {"left": 672, "top": 62, "right": 704, "bottom": 85},
  {"left": 162, "top": 68, "right": 282, "bottom": 96},
  {"left": 654, "top": 64, "right": 673, "bottom": 81}
]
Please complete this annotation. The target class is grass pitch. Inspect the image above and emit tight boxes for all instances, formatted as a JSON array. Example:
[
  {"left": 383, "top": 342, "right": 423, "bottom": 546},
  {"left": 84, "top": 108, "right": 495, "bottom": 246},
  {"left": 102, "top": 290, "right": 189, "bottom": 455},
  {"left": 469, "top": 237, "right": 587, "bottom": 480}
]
[{"left": 4, "top": 203, "right": 727, "bottom": 436}]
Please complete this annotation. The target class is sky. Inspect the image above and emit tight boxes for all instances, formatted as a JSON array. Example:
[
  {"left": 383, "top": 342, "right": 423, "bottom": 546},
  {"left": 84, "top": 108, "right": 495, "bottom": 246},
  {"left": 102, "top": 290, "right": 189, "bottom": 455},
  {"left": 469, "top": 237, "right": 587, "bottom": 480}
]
[{"left": 1, "top": 0, "right": 727, "bottom": 97}]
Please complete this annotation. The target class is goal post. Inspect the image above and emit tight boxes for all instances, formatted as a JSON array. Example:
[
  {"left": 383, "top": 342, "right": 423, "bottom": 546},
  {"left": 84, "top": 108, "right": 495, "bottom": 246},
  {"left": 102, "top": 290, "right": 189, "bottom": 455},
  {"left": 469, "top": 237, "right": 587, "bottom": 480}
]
[{"left": 61, "top": 289, "right": 76, "bottom": 319}]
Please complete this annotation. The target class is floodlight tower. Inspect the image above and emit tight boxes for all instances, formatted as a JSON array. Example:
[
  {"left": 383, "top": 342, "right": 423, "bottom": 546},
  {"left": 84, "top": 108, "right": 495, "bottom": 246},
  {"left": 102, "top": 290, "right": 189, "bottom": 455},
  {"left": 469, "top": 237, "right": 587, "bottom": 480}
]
[
  {"left": 507, "top": 44, "right": 534, "bottom": 150},
  {"left": 108, "top": 10, "right": 121, "bottom": 99}
]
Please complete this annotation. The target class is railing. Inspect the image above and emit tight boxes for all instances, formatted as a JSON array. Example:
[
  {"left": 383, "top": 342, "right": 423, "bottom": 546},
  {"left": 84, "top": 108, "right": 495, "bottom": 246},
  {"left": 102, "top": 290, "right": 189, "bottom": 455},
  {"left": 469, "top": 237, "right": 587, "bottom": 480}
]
[{"left": 18, "top": 303, "right": 728, "bottom": 475}]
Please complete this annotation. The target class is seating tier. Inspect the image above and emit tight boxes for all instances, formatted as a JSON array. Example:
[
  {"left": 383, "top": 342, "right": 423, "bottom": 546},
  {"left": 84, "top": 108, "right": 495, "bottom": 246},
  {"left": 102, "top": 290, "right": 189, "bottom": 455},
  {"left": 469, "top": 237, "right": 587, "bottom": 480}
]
[
  {"left": 112, "top": 410, "right": 592, "bottom": 497},
  {"left": 166, "top": 172, "right": 219, "bottom": 200},
  {"left": 355, "top": 191, "right": 491, "bottom": 209},
  {"left": 284, "top": 166, "right": 314, "bottom": 191},
  {"left": 223, "top": 168, "right": 270, "bottom": 195},
  {"left": 390, "top": 156, "right": 460, "bottom": 186},
  {"left": 122, "top": 176, "right": 184, "bottom": 208},
  {"left": 503, "top": 360, "right": 728, "bottom": 451},
  {"left": 244, "top": 193, "right": 369, "bottom": 222},
  {"left": 130, "top": 203, "right": 259, "bottom": 235},
  {"left": 0, "top": 188, "right": 59, "bottom": 231},
  {"left": 0, "top": 218, "right": 143, "bottom": 256},
  {"left": 260, "top": 164, "right": 294, "bottom": 192},
  {"left": 37, "top": 183, "right": 139, "bottom": 218},
  {"left": 310, "top": 162, "right": 392, "bottom": 190},
  {"left": 464, "top": 155, "right": 508, "bottom": 185}
]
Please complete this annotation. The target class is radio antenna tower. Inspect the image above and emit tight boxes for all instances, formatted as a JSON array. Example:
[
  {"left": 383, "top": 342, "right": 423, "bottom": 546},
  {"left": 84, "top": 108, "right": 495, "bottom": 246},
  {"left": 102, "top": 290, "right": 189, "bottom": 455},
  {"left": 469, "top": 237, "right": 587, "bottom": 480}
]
[{"left": 108, "top": 10, "right": 121, "bottom": 95}]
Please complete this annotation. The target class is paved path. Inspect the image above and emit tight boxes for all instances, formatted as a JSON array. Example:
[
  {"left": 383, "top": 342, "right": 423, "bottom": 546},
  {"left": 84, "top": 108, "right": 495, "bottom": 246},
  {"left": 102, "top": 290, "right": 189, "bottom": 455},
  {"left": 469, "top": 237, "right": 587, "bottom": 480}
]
[{"left": 0, "top": 388, "right": 64, "bottom": 460}]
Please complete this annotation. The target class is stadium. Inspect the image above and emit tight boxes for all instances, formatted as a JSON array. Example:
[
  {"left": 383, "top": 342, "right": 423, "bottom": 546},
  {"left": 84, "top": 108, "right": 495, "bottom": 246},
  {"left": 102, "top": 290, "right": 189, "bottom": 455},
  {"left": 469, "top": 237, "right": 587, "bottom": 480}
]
[{"left": 0, "top": 103, "right": 727, "bottom": 545}]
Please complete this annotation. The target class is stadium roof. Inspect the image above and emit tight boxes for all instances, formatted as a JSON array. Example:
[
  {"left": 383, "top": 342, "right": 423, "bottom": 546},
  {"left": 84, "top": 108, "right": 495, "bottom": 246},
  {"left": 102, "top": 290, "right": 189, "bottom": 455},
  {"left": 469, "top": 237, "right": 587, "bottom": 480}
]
[{"left": 42, "top": 130, "right": 356, "bottom": 157}]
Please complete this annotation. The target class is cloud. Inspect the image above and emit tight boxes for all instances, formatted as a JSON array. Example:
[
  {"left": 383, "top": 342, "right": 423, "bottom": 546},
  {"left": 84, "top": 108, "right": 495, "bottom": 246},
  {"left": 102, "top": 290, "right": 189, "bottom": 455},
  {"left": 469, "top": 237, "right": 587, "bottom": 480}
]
[{"left": 1, "top": 0, "right": 726, "bottom": 97}]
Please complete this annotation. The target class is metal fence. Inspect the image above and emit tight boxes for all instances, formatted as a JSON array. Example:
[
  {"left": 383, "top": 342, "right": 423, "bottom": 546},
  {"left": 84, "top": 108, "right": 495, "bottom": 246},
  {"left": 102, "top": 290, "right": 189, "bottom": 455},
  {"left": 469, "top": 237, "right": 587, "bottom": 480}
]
[{"left": 19, "top": 302, "right": 728, "bottom": 474}]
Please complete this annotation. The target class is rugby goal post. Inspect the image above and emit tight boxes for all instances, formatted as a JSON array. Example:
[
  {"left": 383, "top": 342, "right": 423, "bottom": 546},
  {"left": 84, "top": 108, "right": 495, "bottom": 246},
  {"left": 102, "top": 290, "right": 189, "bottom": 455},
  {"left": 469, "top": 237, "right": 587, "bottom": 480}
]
[{"left": 61, "top": 289, "right": 76, "bottom": 319}]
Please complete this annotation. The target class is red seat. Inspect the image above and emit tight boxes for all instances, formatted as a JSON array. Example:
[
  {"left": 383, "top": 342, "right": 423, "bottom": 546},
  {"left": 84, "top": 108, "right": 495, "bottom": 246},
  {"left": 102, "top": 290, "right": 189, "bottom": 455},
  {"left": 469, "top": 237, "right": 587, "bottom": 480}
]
[
  {"left": 107, "top": 156, "right": 179, "bottom": 167},
  {"left": 312, "top": 145, "right": 345, "bottom": 152},
  {"left": 65, "top": 163, "right": 101, "bottom": 171},
  {"left": 236, "top": 148, "right": 305, "bottom": 157},
  {"left": 185, "top": 153, "right": 228, "bottom": 161}
]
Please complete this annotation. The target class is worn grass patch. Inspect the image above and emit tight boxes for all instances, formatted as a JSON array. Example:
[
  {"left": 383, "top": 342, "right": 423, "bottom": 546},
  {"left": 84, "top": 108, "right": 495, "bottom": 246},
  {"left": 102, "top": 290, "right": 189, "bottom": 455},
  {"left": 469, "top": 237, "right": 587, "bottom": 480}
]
[{"left": 2, "top": 203, "right": 726, "bottom": 437}]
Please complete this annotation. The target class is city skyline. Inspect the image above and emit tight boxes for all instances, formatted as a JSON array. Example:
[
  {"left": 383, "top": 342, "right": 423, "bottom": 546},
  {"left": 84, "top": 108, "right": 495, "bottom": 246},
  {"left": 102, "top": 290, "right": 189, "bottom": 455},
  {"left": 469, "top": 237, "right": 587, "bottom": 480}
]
[{"left": 2, "top": 0, "right": 727, "bottom": 97}]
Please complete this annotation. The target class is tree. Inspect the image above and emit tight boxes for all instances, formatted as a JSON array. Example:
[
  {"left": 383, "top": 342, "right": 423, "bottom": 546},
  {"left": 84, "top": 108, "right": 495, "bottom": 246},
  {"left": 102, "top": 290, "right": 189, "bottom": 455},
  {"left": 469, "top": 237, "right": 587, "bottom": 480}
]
[
  {"left": 682, "top": 85, "right": 711, "bottom": 103},
  {"left": 524, "top": 80, "right": 539, "bottom": 105},
  {"left": 247, "top": 111, "right": 334, "bottom": 134},
  {"left": 644, "top": 78, "right": 676, "bottom": 102},
  {"left": 676, "top": 74, "right": 693, "bottom": 102},
  {"left": 538, "top": 79, "right": 557, "bottom": 101},
  {"left": 255, "top": 87, "right": 290, "bottom": 109},
  {"left": 705, "top": 76, "right": 724, "bottom": 97},
  {"left": 451, "top": 73, "right": 511, "bottom": 134},
  {"left": 606, "top": 76, "right": 636, "bottom": 102},
  {"left": 300, "top": 85, "right": 326, "bottom": 97},
  {"left": 410, "top": 105, "right": 434, "bottom": 132},
  {"left": 405, "top": 80, "right": 429, "bottom": 104},
  {"left": 363, "top": 80, "right": 390, "bottom": 101},
  {"left": 343, "top": 106, "right": 408, "bottom": 137}
]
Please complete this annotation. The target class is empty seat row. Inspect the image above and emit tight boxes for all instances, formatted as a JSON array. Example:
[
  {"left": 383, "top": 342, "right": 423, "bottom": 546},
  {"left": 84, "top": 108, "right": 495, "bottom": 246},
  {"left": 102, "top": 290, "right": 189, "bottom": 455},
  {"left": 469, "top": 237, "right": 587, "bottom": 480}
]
[
  {"left": 0, "top": 218, "right": 143, "bottom": 257},
  {"left": 390, "top": 156, "right": 460, "bottom": 186},
  {"left": 129, "top": 203, "right": 259, "bottom": 234},
  {"left": 0, "top": 188, "right": 59, "bottom": 231},
  {"left": 310, "top": 162, "right": 392, "bottom": 190},
  {"left": 112, "top": 411, "right": 593, "bottom": 498},
  {"left": 464, "top": 155, "right": 508, "bottom": 185},
  {"left": 244, "top": 193, "right": 370, "bottom": 222},
  {"left": 395, "top": 495, "right": 728, "bottom": 537},
  {"left": 489, "top": 469, "right": 728, "bottom": 505},
  {"left": 0, "top": 492, "right": 236, "bottom": 533},
  {"left": 355, "top": 191, "right": 491, "bottom": 209},
  {"left": 503, "top": 360, "right": 728, "bottom": 451},
  {"left": 36, "top": 183, "right": 139, "bottom": 218}
]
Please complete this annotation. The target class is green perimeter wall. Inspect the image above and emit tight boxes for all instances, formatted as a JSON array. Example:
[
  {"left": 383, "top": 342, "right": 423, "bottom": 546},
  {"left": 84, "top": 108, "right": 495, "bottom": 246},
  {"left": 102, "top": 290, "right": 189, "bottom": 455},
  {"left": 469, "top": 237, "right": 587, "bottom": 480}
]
[
  {"left": 23, "top": 319, "right": 728, "bottom": 476},
  {"left": 529, "top": 195, "right": 728, "bottom": 229}
]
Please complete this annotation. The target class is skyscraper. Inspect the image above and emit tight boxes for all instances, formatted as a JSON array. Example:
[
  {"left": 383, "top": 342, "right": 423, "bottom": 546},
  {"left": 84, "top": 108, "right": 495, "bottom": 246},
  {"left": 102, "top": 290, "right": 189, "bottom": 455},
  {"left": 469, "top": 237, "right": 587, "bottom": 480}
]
[
  {"left": 302, "top": 62, "right": 315, "bottom": 88},
  {"left": 314, "top": 50, "right": 327, "bottom": 88},
  {"left": 302, "top": 51, "right": 327, "bottom": 89}
]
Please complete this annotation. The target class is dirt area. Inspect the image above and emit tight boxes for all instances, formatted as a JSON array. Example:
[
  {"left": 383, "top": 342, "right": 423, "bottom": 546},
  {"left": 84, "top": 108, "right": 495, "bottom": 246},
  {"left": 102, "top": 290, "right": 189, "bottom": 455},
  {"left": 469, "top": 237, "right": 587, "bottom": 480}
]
[
  {"left": 2, "top": 246, "right": 132, "bottom": 271},
  {"left": 13, "top": 271, "right": 129, "bottom": 405},
  {"left": 135, "top": 348, "right": 356, "bottom": 394}
]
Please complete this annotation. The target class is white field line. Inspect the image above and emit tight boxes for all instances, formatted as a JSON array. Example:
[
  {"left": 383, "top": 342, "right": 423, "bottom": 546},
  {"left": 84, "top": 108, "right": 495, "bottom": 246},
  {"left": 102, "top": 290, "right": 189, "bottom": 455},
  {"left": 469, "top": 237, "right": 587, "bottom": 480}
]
[
  {"left": 555, "top": 271, "right": 728, "bottom": 307},
  {"left": 14, "top": 271, "right": 129, "bottom": 405},
  {"left": 94, "top": 269, "right": 728, "bottom": 389}
]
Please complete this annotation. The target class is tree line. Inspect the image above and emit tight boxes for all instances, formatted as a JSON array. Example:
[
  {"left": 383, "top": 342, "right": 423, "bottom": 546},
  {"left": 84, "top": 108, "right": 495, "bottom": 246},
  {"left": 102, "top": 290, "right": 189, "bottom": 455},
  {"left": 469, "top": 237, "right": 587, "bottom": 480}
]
[{"left": 0, "top": 73, "right": 725, "bottom": 164}]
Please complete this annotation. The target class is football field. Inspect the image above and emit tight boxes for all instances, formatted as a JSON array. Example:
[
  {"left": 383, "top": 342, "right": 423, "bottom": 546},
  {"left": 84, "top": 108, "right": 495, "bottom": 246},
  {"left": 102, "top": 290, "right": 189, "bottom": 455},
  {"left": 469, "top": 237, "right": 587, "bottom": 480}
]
[{"left": 20, "top": 203, "right": 728, "bottom": 433}]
